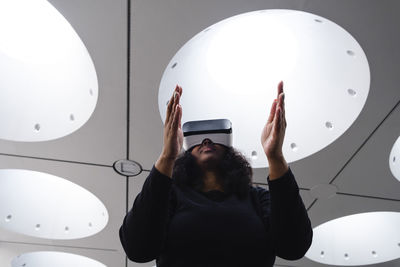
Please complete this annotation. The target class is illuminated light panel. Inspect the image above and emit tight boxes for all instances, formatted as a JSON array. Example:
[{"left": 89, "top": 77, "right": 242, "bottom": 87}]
[
  {"left": 11, "top": 252, "right": 106, "bottom": 267},
  {"left": 0, "top": 169, "right": 108, "bottom": 239},
  {"left": 389, "top": 136, "right": 400, "bottom": 182},
  {"left": 0, "top": 0, "right": 98, "bottom": 141},
  {"left": 306, "top": 212, "right": 400, "bottom": 265},
  {"left": 158, "top": 9, "right": 370, "bottom": 168}
]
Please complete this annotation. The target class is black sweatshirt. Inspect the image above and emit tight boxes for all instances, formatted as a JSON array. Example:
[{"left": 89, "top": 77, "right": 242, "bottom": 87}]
[{"left": 120, "top": 165, "right": 313, "bottom": 267}]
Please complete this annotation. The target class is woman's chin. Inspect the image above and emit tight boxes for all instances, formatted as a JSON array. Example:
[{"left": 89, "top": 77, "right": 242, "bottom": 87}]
[{"left": 198, "top": 155, "right": 221, "bottom": 170}]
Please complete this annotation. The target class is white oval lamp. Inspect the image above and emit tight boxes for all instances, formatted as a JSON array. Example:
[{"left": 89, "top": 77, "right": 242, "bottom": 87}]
[
  {"left": 0, "top": 169, "right": 108, "bottom": 239},
  {"left": 389, "top": 136, "right": 400, "bottom": 182},
  {"left": 306, "top": 212, "right": 400, "bottom": 265},
  {"left": 0, "top": 0, "right": 98, "bottom": 142},
  {"left": 158, "top": 9, "right": 370, "bottom": 168},
  {"left": 12, "top": 252, "right": 106, "bottom": 267}
]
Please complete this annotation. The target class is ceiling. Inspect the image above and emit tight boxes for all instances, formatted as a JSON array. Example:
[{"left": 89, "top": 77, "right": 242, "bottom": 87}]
[{"left": 0, "top": 0, "right": 399, "bottom": 267}]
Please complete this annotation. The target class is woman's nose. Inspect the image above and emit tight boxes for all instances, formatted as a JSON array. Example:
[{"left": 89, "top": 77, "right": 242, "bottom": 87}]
[{"left": 201, "top": 138, "right": 213, "bottom": 146}]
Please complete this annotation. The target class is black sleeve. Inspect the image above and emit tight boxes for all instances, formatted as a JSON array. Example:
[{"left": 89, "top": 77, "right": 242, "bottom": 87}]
[
  {"left": 256, "top": 167, "right": 313, "bottom": 260},
  {"left": 119, "top": 165, "right": 174, "bottom": 263}
]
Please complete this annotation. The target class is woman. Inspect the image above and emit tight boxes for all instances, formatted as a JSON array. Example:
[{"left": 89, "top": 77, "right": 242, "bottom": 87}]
[{"left": 119, "top": 82, "right": 313, "bottom": 266}]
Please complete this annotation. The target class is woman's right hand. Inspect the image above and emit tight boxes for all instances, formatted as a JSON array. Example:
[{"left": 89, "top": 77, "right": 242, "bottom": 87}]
[{"left": 155, "top": 85, "right": 183, "bottom": 178}]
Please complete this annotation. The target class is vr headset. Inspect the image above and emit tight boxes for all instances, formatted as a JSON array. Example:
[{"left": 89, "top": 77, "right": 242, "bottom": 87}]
[{"left": 182, "top": 119, "right": 232, "bottom": 151}]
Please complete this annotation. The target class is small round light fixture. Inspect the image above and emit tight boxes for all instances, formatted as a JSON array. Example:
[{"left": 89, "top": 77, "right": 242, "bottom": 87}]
[
  {"left": 158, "top": 9, "right": 370, "bottom": 168},
  {"left": 0, "top": 0, "right": 98, "bottom": 141},
  {"left": 306, "top": 212, "right": 400, "bottom": 265},
  {"left": 389, "top": 136, "right": 400, "bottom": 182},
  {"left": 0, "top": 169, "right": 108, "bottom": 239},
  {"left": 113, "top": 159, "right": 143, "bottom": 177},
  {"left": 11, "top": 251, "right": 106, "bottom": 267}
]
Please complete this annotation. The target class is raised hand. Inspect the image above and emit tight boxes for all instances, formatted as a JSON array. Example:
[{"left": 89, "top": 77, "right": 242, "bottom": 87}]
[
  {"left": 261, "top": 81, "right": 287, "bottom": 161},
  {"left": 155, "top": 85, "right": 183, "bottom": 177}
]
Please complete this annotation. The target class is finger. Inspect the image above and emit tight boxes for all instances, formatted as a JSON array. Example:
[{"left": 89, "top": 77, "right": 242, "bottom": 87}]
[
  {"left": 165, "top": 94, "right": 174, "bottom": 126},
  {"left": 267, "top": 99, "right": 278, "bottom": 124},
  {"left": 177, "top": 86, "right": 183, "bottom": 129},
  {"left": 277, "top": 81, "right": 284, "bottom": 99},
  {"left": 171, "top": 104, "right": 181, "bottom": 133},
  {"left": 276, "top": 107, "right": 281, "bottom": 125},
  {"left": 279, "top": 92, "right": 284, "bottom": 111},
  {"left": 281, "top": 93, "right": 286, "bottom": 126},
  {"left": 278, "top": 91, "right": 286, "bottom": 126},
  {"left": 166, "top": 85, "right": 179, "bottom": 125},
  {"left": 274, "top": 108, "right": 282, "bottom": 140},
  {"left": 169, "top": 92, "right": 180, "bottom": 130},
  {"left": 271, "top": 107, "right": 279, "bottom": 138},
  {"left": 178, "top": 104, "right": 182, "bottom": 130},
  {"left": 178, "top": 85, "right": 183, "bottom": 97}
]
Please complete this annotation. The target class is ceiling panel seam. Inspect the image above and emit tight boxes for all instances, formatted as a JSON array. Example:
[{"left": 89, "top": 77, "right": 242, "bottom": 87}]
[
  {"left": 0, "top": 153, "right": 112, "bottom": 168},
  {"left": 336, "top": 192, "right": 400, "bottom": 202},
  {"left": 328, "top": 98, "right": 400, "bottom": 185},
  {"left": 0, "top": 240, "right": 118, "bottom": 252},
  {"left": 125, "top": 0, "right": 132, "bottom": 267},
  {"left": 307, "top": 199, "right": 318, "bottom": 211}
]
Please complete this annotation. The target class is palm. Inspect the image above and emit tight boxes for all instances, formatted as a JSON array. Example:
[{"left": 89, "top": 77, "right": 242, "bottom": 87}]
[
  {"left": 261, "top": 122, "right": 279, "bottom": 157},
  {"left": 261, "top": 81, "right": 286, "bottom": 159},
  {"left": 162, "top": 85, "right": 184, "bottom": 159}
]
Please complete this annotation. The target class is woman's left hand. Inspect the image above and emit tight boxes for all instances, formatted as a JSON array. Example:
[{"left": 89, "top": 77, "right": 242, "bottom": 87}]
[{"left": 261, "top": 81, "right": 287, "bottom": 161}]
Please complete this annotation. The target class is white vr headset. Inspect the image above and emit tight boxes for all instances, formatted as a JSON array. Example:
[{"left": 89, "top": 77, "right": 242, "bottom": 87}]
[{"left": 182, "top": 119, "right": 233, "bottom": 151}]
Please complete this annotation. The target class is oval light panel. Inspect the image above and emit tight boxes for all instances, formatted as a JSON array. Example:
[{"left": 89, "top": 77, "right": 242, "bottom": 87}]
[
  {"left": 306, "top": 212, "right": 400, "bottom": 265},
  {"left": 158, "top": 9, "right": 370, "bottom": 168},
  {"left": 0, "top": 0, "right": 98, "bottom": 141},
  {"left": 12, "top": 251, "right": 106, "bottom": 267},
  {"left": 0, "top": 169, "right": 108, "bottom": 239},
  {"left": 389, "top": 136, "right": 400, "bottom": 182}
]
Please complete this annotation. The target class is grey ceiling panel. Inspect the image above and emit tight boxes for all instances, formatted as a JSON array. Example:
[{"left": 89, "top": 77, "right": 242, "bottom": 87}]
[
  {"left": 0, "top": 0, "right": 128, "bottom": 166},
  {"left": 333, "top": 104, "right": 400, "bottom": 200},
  {"left": 308, "top": 190, "right": 400, "bottom": 230}
]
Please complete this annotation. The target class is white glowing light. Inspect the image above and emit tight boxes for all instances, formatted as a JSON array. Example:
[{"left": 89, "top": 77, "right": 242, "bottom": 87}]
[
  {"left": 11, "top": 252, "right": 106, "bottom": 267},
  {"left": 306, "top": 212, "right": 400, "bottom": 265},
  {"left": 0, "top": 169, "right": 108, "bottom": 239},
  {"left": 389, "top": 136, "right": 400, "bottom": 182},
  {"left": 158, "top": 9, "right": 370, "bottom": 168},
  {"left": 0, "top": 0, "right": 98, "bottom": 141}
]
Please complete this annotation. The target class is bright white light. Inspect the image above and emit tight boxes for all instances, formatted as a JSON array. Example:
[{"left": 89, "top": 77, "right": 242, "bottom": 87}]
[
  {"left": 306, "top": 212, "right": 400, "bottom": 265},
  {"left": 11, "top": 251, "right": 106, "bottom": 267},
  {"left": 207, "top": 12, "right": 298, "bottom": 94},
  {"left": 158, "top": 9, "right": 370, "bottom": 168},
  {"left": 0, "top": 169, "right": 108, "bottom": 239},
  {"left": 0, "top": 0, "right": 98, "bottom": 141},
  {"left": 389, "top": 136, "right": 400, "bottom": 182}
]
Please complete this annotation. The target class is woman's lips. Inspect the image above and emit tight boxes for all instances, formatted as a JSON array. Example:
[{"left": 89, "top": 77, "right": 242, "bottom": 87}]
[{"left": 201, "top": 147, "right": 215, "bottom": 153}]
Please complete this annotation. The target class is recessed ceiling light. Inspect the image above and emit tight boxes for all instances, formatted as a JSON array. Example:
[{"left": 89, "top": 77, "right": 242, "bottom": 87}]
[
  {"left": 0, "top": 0, "right": 98, "bottom": 141},
  {"left": 11, "top": 251, "right": 106, "bottom": 267},
  {"left": 389, "top": 136, "right": 400, "bottom": 182},
  {"left": 306, "top": 212, "right": 400, "bottom": 265},
  {"left": 158, "top": 9, "right": 370, "bottom": 168},
  {"left": 0, "top": 169, "right": 108, "bottom": 239}
]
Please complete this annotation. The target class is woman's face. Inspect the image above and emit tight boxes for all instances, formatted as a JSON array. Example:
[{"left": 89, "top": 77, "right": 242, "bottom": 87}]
[{"left": 190, "top": 139, "right": 226, "bottom": 170}]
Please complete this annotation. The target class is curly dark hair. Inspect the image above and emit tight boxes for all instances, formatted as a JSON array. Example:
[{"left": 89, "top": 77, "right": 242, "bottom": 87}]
[{"left": 172, "top": 146, "right": 253, "bottom": 199}]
